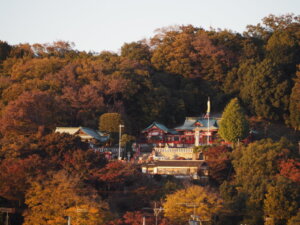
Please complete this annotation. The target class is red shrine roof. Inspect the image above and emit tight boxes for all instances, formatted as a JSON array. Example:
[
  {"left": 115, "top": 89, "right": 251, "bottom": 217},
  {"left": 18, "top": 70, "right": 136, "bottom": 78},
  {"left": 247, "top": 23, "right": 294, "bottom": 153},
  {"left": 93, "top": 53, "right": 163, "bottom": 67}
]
[{"left": 142, "top": 122, "right": 179, "bottom": 134}]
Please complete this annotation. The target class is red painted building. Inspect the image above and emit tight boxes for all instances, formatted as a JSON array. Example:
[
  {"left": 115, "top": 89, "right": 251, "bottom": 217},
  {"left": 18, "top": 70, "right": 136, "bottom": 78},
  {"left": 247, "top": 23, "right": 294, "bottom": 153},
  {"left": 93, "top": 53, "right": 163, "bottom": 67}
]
[{"left": 141, "top": 117, "right": 220, "bottom": 147}]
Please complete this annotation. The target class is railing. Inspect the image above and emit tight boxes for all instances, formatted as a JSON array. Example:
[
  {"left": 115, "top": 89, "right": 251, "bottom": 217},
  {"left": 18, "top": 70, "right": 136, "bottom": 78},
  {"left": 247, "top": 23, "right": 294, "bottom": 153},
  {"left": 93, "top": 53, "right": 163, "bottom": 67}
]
[
  {"left": 154, "top": 147, "right": 193, "bottom": 153},
  {"left": 94, "top": 148, "right": 124, "bottom": 153}
]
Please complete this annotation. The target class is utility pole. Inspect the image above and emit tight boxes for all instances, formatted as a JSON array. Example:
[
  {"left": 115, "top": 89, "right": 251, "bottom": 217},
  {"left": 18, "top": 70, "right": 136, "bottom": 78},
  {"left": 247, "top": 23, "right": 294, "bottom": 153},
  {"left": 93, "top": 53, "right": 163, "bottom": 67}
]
[
  {"left": 177, "top": 203, "right": 202, "bottom": 225},
  {"left": 6, "top": 212, "right": 8, "bottom": 225},
  {"left": 153, "top": 202, "right": 164, "bottom": 225},
  {"left": 118, "top": 124, "right": 124, "bottom": 160},
  {"left": 142, "top": 216, "right": 146, "bottom": 225},
  {"left": 67, "top": 216, "right": 71, "bottom": 225},
  {"left": 0, "top": 208, "right": 15, "bottom": 225}
]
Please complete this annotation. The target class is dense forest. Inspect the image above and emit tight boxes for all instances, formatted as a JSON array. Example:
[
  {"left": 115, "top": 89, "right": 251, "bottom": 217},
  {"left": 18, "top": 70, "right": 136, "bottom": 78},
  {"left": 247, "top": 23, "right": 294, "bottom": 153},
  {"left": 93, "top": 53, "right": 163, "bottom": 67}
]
[
  {"left": 0, "top": 14, "right": 300, "bottom": 134},
  {"left": 0, "top": 14, "right": 299, "bottom": 225}
]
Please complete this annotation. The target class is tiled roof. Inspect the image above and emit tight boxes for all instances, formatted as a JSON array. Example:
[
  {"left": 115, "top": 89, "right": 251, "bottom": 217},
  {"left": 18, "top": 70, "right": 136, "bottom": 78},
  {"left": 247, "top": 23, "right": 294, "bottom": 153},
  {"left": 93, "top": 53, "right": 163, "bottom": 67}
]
[
  {"left": 55, "top": 127, "right": 109, "bottom": 142},
  {"left": 175, "top": 117, "right": 219, "bottom": 131},
  {"left": 142, "top": 122, "right": 178, "bottom": 134},
  {"left": 55, "top": 127, "right": 80, "bottom": 135},
  {"left": 80, "top": 127, "right": 109, "bottom": 142}
]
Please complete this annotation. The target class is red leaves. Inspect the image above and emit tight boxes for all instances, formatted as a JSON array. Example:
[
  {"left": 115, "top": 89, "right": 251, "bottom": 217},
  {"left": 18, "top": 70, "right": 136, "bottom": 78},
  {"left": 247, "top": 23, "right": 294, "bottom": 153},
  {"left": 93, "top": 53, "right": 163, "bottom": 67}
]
[
  {"left": 107, "top": 211, "right": 155, "bottom": 225},
  {"left": 94, "top": 161, "right": 140, "bottom": 186},
  {"left": 203, "top": 146, "right": 232, "bottom": 185},
  {"left": 0, "top": 90, "right": 58, "bottom": 135},
  {"left": 0, "top": 155, "right": 43, "bottom": 201},
  {"left": 279, "top": 159, "right": 300, "bottom": 184}
]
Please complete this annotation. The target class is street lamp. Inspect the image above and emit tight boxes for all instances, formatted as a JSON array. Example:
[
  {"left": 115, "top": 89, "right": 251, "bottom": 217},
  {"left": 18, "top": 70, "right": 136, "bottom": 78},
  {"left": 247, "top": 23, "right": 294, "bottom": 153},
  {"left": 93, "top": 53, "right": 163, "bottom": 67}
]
[{"left": 118, "top": 124, "right": 124, "bottom": 160}]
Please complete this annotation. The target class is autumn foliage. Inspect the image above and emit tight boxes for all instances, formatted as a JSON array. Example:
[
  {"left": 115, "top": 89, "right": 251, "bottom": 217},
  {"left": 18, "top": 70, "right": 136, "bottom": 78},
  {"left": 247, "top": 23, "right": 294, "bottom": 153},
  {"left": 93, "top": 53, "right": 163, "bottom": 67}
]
[{"left": 0, "top": 13, "right": 299, "bottom": 225}]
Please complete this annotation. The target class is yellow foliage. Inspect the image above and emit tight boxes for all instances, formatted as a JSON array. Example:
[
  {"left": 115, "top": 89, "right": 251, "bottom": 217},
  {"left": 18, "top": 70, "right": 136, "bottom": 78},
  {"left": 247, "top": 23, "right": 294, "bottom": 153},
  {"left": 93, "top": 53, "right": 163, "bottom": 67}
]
[
  {"left": 163, "top": 185, "right": 223, "bottom": 224},
  {"left": 23, "top": 171, "right": 110, "bottom": 225}
]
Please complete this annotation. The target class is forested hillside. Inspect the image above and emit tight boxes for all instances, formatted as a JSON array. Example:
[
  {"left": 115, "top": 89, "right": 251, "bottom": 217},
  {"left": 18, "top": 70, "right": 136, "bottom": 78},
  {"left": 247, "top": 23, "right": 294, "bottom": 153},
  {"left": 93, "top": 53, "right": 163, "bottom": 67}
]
[
  {"left": 0, "top": 14, "right": 299, "bottom": 136},
  {"left": 0, "top": 14, "right": 300, "bottom": 225}
]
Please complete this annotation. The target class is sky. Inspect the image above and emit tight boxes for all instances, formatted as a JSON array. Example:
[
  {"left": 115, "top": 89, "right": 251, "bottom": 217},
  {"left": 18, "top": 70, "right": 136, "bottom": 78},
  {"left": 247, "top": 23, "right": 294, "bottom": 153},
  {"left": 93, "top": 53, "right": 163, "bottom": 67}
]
[{"left": 1, "top": 0, "right": 299, "bottom": 53}]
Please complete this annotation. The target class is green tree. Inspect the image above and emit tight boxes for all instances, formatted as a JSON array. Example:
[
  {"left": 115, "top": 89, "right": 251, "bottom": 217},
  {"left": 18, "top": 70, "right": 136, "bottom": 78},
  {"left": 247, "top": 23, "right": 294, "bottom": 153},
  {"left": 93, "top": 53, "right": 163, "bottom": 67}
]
[
  {"left": 163, "top": 185, "right": 223, "bottom": 224},
  {"left": 287, "top": 210, "right": 300, "bottom": 225},
  {"left": 0, "top": 41, "right": 11, "bottom": 61},
  {"left": 289, "top": 66, "right": 300, "bottom": 130},
  {"left": 232, "top": 138, "right": 293, "bottom": 224},
  {"left": 264, "top": 176, "right": 300, "bottom": 225},
  {"left": 121, "top": 41, "right": 151, "bottom": 62},
  {"left": 99, "top": 113, "right": 123, "bottom": 133},
  {"left": 232, "top": 139, "right": 292, "bottom": 205},
  {"left": 120, "top": 134, "right": 135, "bottom": 147},
  {"left": 246, "top": 59, "right": 291, "bottom": 120},
  {"left": 219, "top": 98, "right": 249, "bottom": 143}
]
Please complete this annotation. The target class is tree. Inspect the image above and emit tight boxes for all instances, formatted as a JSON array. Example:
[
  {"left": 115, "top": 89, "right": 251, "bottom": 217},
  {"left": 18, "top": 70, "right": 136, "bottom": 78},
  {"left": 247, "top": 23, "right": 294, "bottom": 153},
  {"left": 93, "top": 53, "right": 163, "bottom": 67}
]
[
  {"left": 121, "top": 41, "right": 151, "bottom": 62},
  {"left": 163, "top": 185, "right": 223, "bottom": 224},
  {"left": 99, "top": 113, "right": 123, "bottom": 133},
  {"left": 120, "top": 134, "right": 135, "bottom": 147},
  {"left": 289, "top": 66, "right": 300, "bottom": 130},
  {"left": 243, "top": 59, "right": 291, "bottom": 120},
  {"left": 219, "top": 98, "right": 249, "bottom": 143},
  {"left": 232, "top": 139, "right": 292, "bottom": 204},
  {"left": 244, "top": 13, "right": 300, "bottom": 39},
  {"left": 23, "top": 171, "right": 110, "bottom": 225},
  {"left": 0, "top": 41, "right": 11, "bottom": 61},
  {"left": 231, "top": 138, "right": 292, "bottom": 223},
  {"left": 61, "top": 149, "right": 107, "bottom": 179},
  {"left": 93, "top": 161, "right": 141, "bottom": 191},
  {"left": 0, "top": 155, "right": 43, "bottom": 203},
  {"left": 279, "top": 159, "right": 300, "bottom": 184},
  {"left": 60, "top": 84, "right": 105, "bottom": 127},
  {"left": 264, "top": 176, "right": 300, "bottom": 225},
  {"left": 107, "top": 211, "right": 155, "bottom": 225},
  {"left": 0, "top": 90, "right": 59, "bottom": 135},
  {"left": 287, "top": 210, "right": 300, "bottom": 225},
  {"left": 203, "top": 145, "right": 233, "bottom": 185}
]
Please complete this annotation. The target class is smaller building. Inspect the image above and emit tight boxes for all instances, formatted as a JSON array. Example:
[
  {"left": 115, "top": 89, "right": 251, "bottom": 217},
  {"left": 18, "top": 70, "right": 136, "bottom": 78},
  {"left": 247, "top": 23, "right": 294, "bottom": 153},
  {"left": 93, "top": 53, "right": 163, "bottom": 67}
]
[
  {"left": 141, "top": 122, "right": 179, "bottom": 145},
  {"left": 142, "top": 160, "right": 209, "bottom": 180},
  {"left": 55, "top": 127, "right": 109, "bottom": 143}
]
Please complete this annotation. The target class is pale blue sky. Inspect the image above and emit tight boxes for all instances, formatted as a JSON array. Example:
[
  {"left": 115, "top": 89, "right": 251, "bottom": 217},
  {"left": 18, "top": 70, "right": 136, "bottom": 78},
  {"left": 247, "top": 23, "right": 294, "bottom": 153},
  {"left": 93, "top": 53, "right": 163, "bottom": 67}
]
[{"left": 1, "top": 0, "right": 299, "bottom": 53}]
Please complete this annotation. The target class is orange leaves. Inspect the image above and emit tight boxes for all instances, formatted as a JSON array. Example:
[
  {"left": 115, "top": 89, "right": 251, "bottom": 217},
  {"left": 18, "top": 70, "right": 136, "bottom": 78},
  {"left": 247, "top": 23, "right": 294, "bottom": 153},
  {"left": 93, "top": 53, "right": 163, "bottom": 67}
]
[
  {"left": 280, "top": 159, "right": 300, "bottom": 184},
  {"left": 0, "top": 90, "right": 58, "bottom": 135},
  {"left": 0, "top": 155, "right": 43, "bottom": 201}
]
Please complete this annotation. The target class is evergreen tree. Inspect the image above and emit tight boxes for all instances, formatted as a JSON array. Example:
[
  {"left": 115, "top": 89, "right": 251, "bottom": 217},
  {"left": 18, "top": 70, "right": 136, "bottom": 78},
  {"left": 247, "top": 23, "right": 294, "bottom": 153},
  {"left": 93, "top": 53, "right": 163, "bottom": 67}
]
[
  {"left": 264, "top": 176, "right": 300, "bottom": 225},
  {"left": 99, "top": 113, "right": 123, "bottom": 133},
  {"left": 219, "top": 98, "right": 249, "bottom": 143},
  {"left": 289, "top": 66, "right": 300, "bottom": 130}
]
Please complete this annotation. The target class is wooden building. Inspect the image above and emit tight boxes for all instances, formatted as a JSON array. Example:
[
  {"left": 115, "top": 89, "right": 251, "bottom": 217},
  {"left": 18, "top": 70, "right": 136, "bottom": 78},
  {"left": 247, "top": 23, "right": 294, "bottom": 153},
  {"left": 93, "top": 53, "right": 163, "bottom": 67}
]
[
  {"left": 55, "top": 127, "right": 109, "bottom": 143},
  {"left": 141, "top": 117, "right": 219, "bottom": 147},
  {"left": 141, "top": 160, "right": 209, "bottom": 180}
]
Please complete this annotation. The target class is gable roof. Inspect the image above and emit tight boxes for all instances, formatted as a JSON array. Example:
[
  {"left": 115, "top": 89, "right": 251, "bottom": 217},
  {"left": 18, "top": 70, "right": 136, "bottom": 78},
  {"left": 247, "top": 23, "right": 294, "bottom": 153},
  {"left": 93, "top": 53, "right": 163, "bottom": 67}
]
[
  {"left": 55, "top": 127, "right": 109, "bottom": 142},
  {"left": 175, "top": 117, "right": 219, "bottom": 131},
  {"left": 142, "top": 122, "right": 178, "bottom": 134}
]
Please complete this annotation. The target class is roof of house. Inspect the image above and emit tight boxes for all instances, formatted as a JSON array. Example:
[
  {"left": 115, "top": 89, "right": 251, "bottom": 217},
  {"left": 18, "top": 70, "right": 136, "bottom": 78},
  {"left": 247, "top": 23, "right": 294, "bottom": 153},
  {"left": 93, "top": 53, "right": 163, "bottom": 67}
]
[
  {"left": 143, "top": 160, "right": 207, "bottom": 168},
  {"left": 175, "top": 117, "right": 219, "bottom": 131},
  {"left": 142, "top": 122, "right": 178, "bottom": 134},
  {"left": 55, "top": 127, "right": 109, "bottom": 142}
]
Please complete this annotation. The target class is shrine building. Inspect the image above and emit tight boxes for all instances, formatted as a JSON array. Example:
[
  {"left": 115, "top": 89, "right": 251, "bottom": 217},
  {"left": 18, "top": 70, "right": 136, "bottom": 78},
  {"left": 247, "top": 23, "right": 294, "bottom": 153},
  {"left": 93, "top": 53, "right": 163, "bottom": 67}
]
[{"left": 141, "top": 116, "right": 220, "bottom": 147}]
